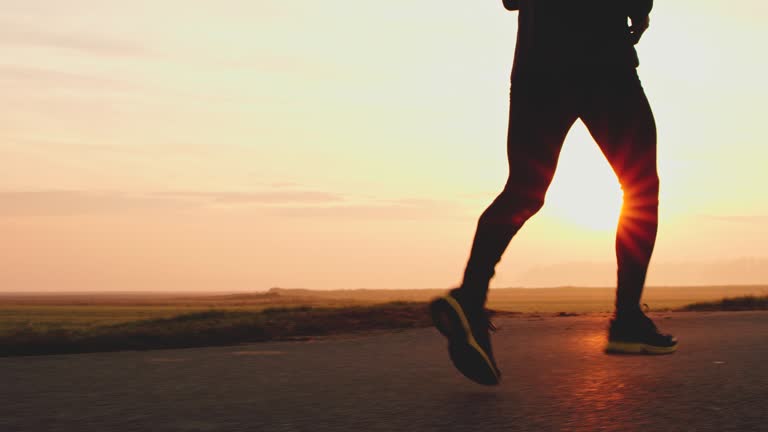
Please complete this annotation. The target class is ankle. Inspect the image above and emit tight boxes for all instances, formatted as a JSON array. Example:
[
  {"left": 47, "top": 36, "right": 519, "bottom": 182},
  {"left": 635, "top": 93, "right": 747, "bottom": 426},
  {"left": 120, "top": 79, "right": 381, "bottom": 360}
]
[
  {"left": 451, "top": 286, "right": 486, "bottom": 310},
  {"left": 614, "top": 304, "right": 643, "bottom": 320}
]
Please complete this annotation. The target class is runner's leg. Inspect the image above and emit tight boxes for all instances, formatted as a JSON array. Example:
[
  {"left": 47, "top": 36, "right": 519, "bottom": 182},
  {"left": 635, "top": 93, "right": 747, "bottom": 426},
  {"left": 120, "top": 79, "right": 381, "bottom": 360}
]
[
  {"left": 460, "top": 73, "right": 578, "bottom": 307},
  {"left": 580, "top": 70, "right": 659, "bottom": 315}
]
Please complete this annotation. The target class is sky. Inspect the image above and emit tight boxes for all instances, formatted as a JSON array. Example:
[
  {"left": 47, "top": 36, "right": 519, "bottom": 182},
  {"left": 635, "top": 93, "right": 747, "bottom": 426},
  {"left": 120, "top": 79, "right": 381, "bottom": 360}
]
[{"left": 1, "top": 1, "right": 767, "bottom": 291}]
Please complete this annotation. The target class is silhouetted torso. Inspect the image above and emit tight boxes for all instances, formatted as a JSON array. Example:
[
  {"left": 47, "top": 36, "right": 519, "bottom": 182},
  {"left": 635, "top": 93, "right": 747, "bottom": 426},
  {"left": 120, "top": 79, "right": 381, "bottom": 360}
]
[{"left": 511, "top": 0, "right": 652, "bottom": 74}]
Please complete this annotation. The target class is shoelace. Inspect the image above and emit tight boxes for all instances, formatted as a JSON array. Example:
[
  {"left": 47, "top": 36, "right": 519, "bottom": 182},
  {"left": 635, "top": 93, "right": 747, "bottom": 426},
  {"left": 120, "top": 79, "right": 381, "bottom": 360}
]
[{"left": 637, "top": 310, "right": 661, "bottom": 333}]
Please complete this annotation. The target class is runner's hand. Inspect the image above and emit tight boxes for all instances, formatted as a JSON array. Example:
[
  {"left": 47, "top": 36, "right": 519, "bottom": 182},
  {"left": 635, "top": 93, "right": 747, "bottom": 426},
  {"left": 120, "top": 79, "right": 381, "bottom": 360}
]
[{"left": 629, "top": 15, "right": 650, "bottom": 45}]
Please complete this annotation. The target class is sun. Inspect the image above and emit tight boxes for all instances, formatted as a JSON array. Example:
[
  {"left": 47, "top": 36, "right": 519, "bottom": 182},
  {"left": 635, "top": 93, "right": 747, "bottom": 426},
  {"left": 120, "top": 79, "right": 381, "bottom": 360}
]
[{"left": 543, "top": 124, "right": 624, "bottom": 232}]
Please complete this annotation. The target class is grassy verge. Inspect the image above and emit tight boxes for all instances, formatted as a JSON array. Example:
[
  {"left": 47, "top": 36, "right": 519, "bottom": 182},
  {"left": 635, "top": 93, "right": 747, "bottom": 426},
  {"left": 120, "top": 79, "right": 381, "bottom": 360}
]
[
  {"left": 678, "top": 295, "right": 768, "bottom": 312},
  {"left": 0, "top": 302, "right": 432, "bottom": 357}
]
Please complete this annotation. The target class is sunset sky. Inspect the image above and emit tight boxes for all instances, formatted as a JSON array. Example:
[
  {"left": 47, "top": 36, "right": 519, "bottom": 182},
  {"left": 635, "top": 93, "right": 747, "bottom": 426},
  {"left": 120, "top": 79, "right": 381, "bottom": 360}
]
[{"left": 1, "top": 1, "right": 767, "bottom": 291}]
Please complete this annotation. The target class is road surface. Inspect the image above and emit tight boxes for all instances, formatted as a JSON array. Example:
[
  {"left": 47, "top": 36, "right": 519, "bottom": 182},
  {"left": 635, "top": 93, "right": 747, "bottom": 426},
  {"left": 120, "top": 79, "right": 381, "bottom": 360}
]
[{"left": 2, "top": 311, "right": 766, "bottom": 432}]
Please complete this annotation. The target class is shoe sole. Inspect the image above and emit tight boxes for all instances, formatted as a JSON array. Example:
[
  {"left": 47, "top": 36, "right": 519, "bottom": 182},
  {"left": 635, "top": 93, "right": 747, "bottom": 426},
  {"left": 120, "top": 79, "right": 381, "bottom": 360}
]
[
  {"left": 430, "top": 295, "right": 500, "bottom": 385},
  {"left": 605, "top": 340, "right": 678, "bottom": 355}
]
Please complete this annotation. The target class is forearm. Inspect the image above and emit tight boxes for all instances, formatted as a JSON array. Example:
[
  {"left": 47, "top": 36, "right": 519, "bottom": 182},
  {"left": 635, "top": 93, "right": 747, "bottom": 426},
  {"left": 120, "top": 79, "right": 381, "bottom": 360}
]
[
  {"left": 628, "top": 0, "right": 653, "bottom": 19},
  {"left": 502, "top": 0, "right": 519, "bottom": 11}
]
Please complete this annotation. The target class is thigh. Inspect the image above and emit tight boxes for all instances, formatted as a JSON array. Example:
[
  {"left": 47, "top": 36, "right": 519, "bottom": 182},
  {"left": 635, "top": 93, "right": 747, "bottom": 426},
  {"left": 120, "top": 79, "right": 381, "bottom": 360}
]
[
  {"left": 504, "top": 71, "right": 578, "bottom": 202},
  {"left": 579, "top": 71, "right": 658, "bottom": 195}
]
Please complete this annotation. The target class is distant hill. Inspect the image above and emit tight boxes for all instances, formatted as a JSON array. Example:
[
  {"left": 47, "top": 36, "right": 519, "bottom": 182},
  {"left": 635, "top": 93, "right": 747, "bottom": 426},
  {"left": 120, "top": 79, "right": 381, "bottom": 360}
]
[{"left": 510, "top": 259, "right": 768, "bottom": 287}]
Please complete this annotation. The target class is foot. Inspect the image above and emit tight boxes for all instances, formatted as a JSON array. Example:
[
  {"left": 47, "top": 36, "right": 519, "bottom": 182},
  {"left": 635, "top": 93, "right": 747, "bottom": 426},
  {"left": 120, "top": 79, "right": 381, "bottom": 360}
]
[
  {"left": 429, "top": 289, "right": 501, "bottom": 385},
  {"left": 605, "top": 311, "right": 678, "bottom": 355}
]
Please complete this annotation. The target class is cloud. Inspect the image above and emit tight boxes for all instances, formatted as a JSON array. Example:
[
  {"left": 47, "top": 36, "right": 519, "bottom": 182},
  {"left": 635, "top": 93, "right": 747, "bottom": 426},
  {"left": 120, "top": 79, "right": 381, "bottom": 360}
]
[
  {"left": 0, "top": 65, "right": 135, "bottom": 91},
  {"left": 266, "top": 198, "right": 468, "bottom": 220},
  {"left": 155, "top": 190, "right": 344, "bottom": 205},
  {"left": 0, "top": 24, "right": 154, "bottom": 58},
  {"left": 0, "top": 190, "right": 193, "bottom": 217},
  {"left": 267, "top": 181, "right": 302, "bottom": 189},
  {"left": 3, "top": 136, "right": 136, "bottom": 153},
  {"left": 0, "top": 188, "right": 345, "bottom": 217},
  {"left": 702, "top": 215, "right": 768, "bottom": 224},
  {"left": 0, "top": 189, "right": 470, "bottom": 221}
]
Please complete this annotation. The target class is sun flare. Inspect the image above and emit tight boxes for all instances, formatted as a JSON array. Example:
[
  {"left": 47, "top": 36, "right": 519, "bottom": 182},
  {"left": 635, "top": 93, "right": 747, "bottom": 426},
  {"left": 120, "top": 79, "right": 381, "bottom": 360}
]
[{"left": 544, "top": 124, "right": 624, "bottom": 232}]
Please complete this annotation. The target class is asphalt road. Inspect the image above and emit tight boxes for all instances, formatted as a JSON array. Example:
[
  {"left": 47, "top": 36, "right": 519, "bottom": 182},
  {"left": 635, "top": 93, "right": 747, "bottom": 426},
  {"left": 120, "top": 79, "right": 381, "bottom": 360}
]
[{"left": 2, "top": 311, "right": 766, "bottom": 432}]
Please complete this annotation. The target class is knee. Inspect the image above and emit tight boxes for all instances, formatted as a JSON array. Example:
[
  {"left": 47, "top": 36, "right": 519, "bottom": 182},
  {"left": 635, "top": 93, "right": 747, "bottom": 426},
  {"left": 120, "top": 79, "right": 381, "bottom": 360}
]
[
  {"left": 621, "top": 172, "right": 659, "bottom": 209},
  {"left": 480, "top": 187, "right": 545, "bottom": 227}
]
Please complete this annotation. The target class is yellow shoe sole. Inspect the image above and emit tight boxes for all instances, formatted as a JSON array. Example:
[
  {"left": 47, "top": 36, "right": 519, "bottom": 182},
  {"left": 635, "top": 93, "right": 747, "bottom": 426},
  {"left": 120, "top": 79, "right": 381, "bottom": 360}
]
[
  {"left": 430, "top": 295, "right": 500, "bottom": 385},
  {"left": 605, "top": 340, "right": 678, "bottom": 355}
]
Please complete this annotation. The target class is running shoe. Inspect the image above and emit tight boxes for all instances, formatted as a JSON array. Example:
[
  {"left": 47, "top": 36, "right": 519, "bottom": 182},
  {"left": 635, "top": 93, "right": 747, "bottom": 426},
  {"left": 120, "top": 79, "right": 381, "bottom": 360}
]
[
  {"left": 605, "top": 311, "right": 678, "bottom": 354},
  {"left": 430, "top": 289, "right": 501, "bottom": 385}
]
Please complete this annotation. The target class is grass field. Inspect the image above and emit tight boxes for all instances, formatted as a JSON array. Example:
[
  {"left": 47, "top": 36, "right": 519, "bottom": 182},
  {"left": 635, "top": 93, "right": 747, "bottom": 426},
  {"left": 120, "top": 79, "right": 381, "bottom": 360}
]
[
  {"left": 1, "top": 286, "right": 765, "bottom": 356},
  {"left": 0, "top": 291, "right": 367, "bottom": 334},
  {"left": 0, "top": 302, "right": 434, "bottom": 357},
  {"left": 0, "top": 305, "right": 220, "bottom": 333},
  {"left": 678, "top": 295, "right": 768, "bottom": 311},
  {"left": 2, "top": 285, "right": 765, "bottom": 333}
]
